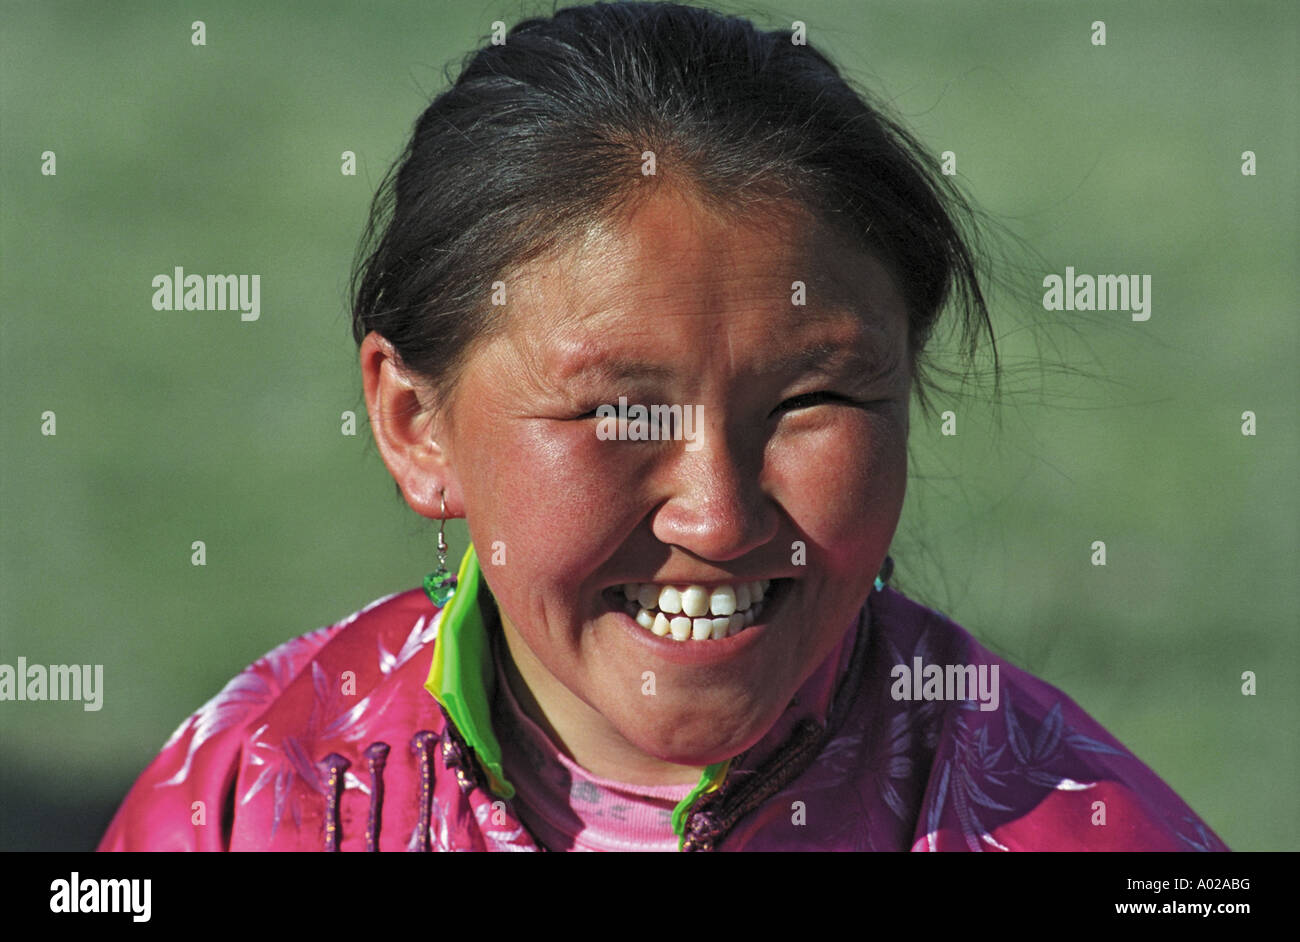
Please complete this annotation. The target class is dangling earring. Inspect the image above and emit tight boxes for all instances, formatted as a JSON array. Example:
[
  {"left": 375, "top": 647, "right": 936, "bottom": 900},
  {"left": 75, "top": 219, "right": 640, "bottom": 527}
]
[
  {"left": 873, "top": 554, "right": 894, "bottom": 592},
  {"left": 422, "top": 489, "right": 458, "bottom": 606}
]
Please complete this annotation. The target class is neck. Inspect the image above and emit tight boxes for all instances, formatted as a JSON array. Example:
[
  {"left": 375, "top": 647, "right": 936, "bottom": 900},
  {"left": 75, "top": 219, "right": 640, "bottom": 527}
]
[{"left": 492, "top": 604, "right": 705, "bottom": 787}]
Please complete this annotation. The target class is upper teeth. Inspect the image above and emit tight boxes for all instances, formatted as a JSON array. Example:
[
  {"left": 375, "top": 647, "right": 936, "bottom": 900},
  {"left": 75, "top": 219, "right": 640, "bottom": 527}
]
[{"left": 619, "top": 580, "right": 772, "bottom": 641}]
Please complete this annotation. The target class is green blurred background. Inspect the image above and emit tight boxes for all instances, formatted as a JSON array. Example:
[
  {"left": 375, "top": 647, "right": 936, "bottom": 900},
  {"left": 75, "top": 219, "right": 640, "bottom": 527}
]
[{"left": 1, "top": 0, "right": 1295, "bottom": 850}]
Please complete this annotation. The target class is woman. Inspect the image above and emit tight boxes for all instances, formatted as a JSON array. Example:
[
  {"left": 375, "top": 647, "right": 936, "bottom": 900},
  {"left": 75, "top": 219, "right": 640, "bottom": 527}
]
[{"left": 98, "top": 0, "right": 1227, "bottom": 852}]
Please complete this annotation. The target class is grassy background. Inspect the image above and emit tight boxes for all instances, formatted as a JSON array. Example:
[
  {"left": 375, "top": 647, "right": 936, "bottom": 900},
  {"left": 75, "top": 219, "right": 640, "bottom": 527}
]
[{"left": 1, "top": 0, "right": 1295, "bottom": 850}]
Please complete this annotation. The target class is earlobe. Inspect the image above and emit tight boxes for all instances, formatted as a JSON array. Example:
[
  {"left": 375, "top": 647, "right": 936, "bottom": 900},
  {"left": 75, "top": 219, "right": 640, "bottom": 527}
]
[{"left": 359, "top": 331, "right": 463, "bottom": 521}]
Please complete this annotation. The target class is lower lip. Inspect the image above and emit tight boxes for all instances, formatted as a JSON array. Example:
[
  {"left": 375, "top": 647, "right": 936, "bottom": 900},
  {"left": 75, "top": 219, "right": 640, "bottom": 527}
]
[{"left": 604, "top": 581, "right": 789, "bottom": 667}]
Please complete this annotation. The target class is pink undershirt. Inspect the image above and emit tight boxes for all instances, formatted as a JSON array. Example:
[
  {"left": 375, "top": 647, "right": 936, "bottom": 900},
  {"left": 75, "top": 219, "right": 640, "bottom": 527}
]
[{"left": 490, "top": 618, "right": 858, "bottom": 852}]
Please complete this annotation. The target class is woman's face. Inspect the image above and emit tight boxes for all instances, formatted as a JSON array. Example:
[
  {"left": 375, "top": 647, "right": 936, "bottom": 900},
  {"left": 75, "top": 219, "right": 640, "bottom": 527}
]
[{"left": 439, "top": 186, "right": 911, "bottom": 777}]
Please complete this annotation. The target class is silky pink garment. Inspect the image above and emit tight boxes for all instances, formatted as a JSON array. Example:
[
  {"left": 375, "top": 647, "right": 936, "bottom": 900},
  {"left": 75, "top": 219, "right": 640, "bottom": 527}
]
[{"left": 97, "top": 585, "right": 1228, "bottom": 851}]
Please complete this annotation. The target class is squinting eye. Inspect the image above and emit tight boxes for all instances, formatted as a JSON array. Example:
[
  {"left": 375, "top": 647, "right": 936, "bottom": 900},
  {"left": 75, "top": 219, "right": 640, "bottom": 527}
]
[{"left": 777, "top": 391, "right": 850, "bottom": 412}]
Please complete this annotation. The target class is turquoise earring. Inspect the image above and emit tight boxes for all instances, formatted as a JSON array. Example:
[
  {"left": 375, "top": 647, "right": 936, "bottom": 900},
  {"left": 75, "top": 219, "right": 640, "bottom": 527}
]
[
  {"left": 422, "top": 489, "right": 458, "bottom": 606},
  {"left": 873, "top": 555, "right": 894, "bottom": 592}
]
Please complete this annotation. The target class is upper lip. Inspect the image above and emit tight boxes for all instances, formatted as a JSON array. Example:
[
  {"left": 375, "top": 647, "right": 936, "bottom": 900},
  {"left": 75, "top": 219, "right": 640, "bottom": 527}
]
[{"left": 609, "top": 577, "right": 784, "bottom": 589}]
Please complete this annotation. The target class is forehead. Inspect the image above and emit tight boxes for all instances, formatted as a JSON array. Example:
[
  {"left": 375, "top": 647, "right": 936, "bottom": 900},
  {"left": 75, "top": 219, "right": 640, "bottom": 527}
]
[{"left": 501, "top": 186, "right": 908, "bottom": 367}]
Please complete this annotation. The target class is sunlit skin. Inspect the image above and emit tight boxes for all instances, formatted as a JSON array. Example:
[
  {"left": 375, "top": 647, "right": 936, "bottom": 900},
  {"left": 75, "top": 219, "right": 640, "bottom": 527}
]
[{"left": 361, "top": 183, "right": 912, "bottom": 786}]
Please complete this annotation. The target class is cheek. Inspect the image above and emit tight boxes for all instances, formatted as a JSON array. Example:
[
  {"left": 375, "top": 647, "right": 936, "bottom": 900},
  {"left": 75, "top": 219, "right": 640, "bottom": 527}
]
[
  {"left": 766, "top": 410, "right": 907, "bottom": 551},
  {"left": 460, "top": 421, "right": 651, "bottom": 585}
]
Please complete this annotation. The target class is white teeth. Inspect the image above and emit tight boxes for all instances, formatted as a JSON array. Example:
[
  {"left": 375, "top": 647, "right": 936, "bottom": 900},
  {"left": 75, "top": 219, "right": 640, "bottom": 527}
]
[
  {"left": 616, "top": 579, "right": 780, "bottom": 642},
  {"left": 680, "top": 586, "right": 710, "bottom": 618},
  {"left": 709, "top": 585, "right": 736, "bottom": 616},
  {"left": 657, "top": 585, "right": 682, "bottom": 615},
  {"left": 637, "top": 583, "right": 659, "bottom": 610},
  {"left": 735, "top": 583, "right": 751, "bottom": 610}
]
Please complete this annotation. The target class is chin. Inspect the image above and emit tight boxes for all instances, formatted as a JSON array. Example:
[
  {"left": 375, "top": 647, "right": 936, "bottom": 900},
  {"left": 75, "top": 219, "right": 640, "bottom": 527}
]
[{"left": 619, "top": 699, "right": 777, "bottom": 768}]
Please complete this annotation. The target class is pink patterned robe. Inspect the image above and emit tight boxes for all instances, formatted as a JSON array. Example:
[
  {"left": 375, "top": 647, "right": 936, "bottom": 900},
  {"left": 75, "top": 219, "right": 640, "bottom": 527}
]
[{"left": 97, "top": 584, "right": 1227, "bottom": 851}]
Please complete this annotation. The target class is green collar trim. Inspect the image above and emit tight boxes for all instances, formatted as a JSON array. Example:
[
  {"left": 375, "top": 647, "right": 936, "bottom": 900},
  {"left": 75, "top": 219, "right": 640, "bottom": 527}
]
[
  {"left": 423, "top": 543, "right": 514, "bottom": 799},
  {"left": 671, "top": 760, "right": 730, "bottom": 848},
  {"left": 422, "top": 543, "right": 730, "bottom": 845}
]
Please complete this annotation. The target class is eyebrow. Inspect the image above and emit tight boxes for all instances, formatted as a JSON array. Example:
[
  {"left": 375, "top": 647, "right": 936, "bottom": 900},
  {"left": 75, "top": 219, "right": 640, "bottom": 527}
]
[
  {"left": 551, "top": 355, "right": 676, "bottom": 385},
  {"left": 548, "top": 294, "right": 903, "bottom": 376},
  {"left": 551, "top": 337, "right": 901, "bottom": 387},
  {"left": 767, "top": 340, "right": 900, "bottom": 380}
]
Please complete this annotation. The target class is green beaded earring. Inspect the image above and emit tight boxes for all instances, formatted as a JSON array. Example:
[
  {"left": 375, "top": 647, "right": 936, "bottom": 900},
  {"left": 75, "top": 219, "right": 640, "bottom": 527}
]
[{"left": 422, "top": 489, "right": 458, "bottom": 606}]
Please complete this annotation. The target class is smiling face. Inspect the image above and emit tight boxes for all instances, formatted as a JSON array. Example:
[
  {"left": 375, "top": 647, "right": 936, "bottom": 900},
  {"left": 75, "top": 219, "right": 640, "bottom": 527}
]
[{"left": 428, "top": 184, "right": 911, "bottom": 783}]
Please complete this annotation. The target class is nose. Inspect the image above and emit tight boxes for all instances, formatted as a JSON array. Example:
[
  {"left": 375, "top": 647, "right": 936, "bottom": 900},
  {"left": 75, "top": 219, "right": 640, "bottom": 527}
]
[{"left": 649, "top": 412, "right": 778, "bottom": 563}]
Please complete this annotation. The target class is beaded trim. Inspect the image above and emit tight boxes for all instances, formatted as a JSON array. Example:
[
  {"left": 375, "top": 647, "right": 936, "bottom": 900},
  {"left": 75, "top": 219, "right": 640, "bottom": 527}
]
[
  {"left": 318, "top": 753, "right": 350, "bottom": 852},
  {"left": 410, "top": 730, "right": 440, "bottom": 852},
  {"left": 364, "top": 742, "right": 391, "bottom": 852}
]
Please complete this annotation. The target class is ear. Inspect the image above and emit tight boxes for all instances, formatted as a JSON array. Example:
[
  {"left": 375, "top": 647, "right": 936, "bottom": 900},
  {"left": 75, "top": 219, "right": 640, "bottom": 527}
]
[{"left": 359, "top": 331, "right": 464, "bottom": 520}]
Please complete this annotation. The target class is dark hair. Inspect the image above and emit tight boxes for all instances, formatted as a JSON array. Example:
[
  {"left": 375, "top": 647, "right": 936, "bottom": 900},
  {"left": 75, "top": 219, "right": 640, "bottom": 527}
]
[{"left": 350, "top": 0, "right": 998, "bottom": 421}]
